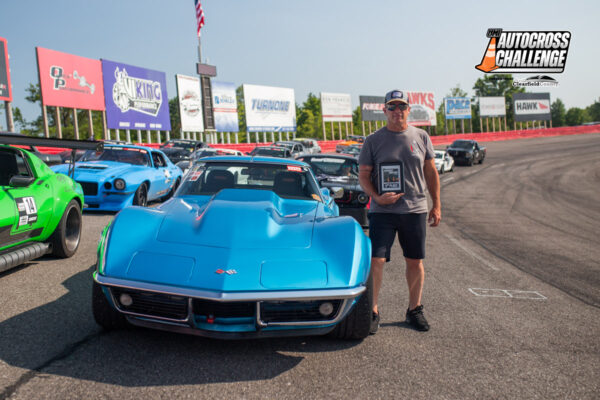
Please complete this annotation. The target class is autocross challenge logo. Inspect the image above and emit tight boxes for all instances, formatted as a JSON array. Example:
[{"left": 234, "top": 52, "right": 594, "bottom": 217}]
[{"left": 475, "top": 28, "right": 571, "bottom": 73}]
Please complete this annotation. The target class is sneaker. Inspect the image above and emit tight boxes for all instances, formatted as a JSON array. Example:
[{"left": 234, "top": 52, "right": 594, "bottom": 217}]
[
  {"left": 370, "top": 312, "right": 380, "bottom": 335},
  {"left": 406, "top": 305, "right": 430, "bottom": 332}
]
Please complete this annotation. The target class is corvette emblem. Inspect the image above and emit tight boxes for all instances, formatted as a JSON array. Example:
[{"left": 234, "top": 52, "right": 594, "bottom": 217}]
[{"left": 215, "top": 269, "right": 237, "bottom": 275}]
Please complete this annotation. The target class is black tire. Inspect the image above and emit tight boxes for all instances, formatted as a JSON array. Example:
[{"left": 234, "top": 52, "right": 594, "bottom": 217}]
[
  {"left": 92, "top": 280, "right": 127, "bottom": 330},
  {"left": 163, "top": 177, "right": 180, "bottom": 201},
  {"left": 329, "top": 271, "right": 373, "bottom": 340},
  {"left": 467, "top": 158, "right": 474, "bottom": 167},
  {"left": 50, "top": 199, "right": 82, "bottom": 258},
  {"left": 133, "top": 183, "right": 148, "bottom": 206},
  {"left": 479, "top": 157, "right": 484, "bottom": 164},
  {"left": 439, "top": 165, "right": 444, "bottom": 175}
]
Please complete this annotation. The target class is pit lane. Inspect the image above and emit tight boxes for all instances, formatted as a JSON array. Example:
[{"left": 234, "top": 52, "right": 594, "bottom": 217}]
[{"left": 0, "top": 133, "right": 598, "bottom": 399}]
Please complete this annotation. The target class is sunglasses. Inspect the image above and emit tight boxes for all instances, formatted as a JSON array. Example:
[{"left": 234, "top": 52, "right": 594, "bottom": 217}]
[{"left": 386, "top": 103, "right": 409, "bottom": 111}]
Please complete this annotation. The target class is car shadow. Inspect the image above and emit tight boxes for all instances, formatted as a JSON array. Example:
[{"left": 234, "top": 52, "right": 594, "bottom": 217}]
[{"left": 0, "top": 268, "right": 362, "bottom": 387}]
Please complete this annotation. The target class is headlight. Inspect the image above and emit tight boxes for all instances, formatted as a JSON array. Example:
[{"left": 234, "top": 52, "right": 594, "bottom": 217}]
[
  {"left": 357, "top": 193, "right": 370, "bottom": 204},
  {"left": 114, "top": 178, "right": 126, "bottom": 190}
]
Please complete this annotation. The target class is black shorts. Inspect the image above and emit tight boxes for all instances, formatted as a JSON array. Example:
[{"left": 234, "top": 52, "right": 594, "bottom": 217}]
[{"left": 368, "top": 212, "right": 427, "bottom": 261}]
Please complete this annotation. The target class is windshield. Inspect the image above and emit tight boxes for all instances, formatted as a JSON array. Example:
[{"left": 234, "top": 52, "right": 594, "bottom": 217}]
[
  {"left": 300, "top": 157, "right": 358, "bottom": 177},
  {"left": 80, "top": 147, "right": 150, "bottom": 166},
  {"left": 435, "top": 152, "right": 444, "bottom": 159},
  {"left": 450, "top": 140, "right": 473, "bottom": 149},
  {"left": 251, "top": 148, "right": 287, "bottom": 158},
  {"left": 178, "top": 162, "right": 321, "bottom": 200}
]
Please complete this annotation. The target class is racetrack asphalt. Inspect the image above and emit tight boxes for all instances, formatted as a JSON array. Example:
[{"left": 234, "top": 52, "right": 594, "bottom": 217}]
[{"left": 0, "top": 133, "right": 598, "bottom": 399}]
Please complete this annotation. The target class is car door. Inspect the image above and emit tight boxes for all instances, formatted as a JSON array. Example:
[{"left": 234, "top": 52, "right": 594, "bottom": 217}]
[
  {"left": 149, "top": 151, "right": 170, "bottom": 199},
  {"left": 0, "top": 149, "right": 54, "bottom": 247}
]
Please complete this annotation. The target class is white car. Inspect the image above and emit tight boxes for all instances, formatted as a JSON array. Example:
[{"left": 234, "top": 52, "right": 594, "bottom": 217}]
[
  {"left": 434, "top": 150, "right": 454, "bottom": 174},
  {"left": 292, "top": 138, "right": 321, "bottom": 154}
]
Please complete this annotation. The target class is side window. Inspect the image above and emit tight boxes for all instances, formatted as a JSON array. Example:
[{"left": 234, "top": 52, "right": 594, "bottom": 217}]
[{"left": 152, "top": 152, "right": 166, "bottom": 167}]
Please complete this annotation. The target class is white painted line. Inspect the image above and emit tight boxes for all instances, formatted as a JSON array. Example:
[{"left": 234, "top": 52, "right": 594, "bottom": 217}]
[
  {"left": 469, "top": 288, "right": 547, "bottom": 300},
  {"left": 447, "top": 236, "right": 499, "bottom": 271},
  {"left": 441, "top": 176, "right": 454, "bottom": 183}
]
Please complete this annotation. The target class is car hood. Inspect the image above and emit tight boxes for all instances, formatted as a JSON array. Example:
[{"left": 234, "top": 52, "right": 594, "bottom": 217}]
[
  {"left": 53, "top": 161, "right": 147, "bottom": 180},
  {"left": 101, "top": 189, "right": 370, "bottom": 291}
]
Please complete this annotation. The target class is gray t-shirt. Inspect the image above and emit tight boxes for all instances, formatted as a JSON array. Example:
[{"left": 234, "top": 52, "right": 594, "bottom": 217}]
[{"left": 358, "top": 125, "right": 435, "bottom": 214}]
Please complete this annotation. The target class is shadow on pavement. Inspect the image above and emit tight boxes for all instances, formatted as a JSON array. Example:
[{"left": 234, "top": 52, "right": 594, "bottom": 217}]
[{"left": 0, "top": 267, "right": 361, "bottom": 387}]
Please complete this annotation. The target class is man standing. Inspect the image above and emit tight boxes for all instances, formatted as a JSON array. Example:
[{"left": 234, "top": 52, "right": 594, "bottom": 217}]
[{"left": 358, "top": 90, "right": 441, "bottom": 333}]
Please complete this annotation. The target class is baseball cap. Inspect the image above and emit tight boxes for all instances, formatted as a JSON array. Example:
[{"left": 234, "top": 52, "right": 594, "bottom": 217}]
[{"left": 385, "top": 90, "right": 409, "bottom": 105}]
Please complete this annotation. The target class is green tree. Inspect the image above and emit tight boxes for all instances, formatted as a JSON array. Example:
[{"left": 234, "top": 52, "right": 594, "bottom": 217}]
[
  {"left": 296, "top": 93, "right": 323, "bottom": 139},
  {"left": 586, "top": 98, "right": 600, "bottom": 122},
  {"left": 565, "top": 107, "right": 590, "bottom": 126},
  {"left": 236, "top": 85, "right": 247, "bottom": 142},
  {"left": 473, "top": 74, "right": 524, "bottom": 130},
  {"left": 169, "top": 97, "right": 181, "bottom": 136},
  {"left": 551, "top": 98, "right": 566, "bottom": 127}
]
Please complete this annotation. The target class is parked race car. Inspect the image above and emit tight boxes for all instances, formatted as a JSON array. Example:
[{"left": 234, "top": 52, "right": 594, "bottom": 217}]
[
  {"left": 297, "top": 154, "right": 369, "bottom": 227},
  {"left": 52, "top": 144, "right": 182, "bottom": 211},
  {"left": 248, "top": 146, "right": 293, "bottom": 158},
  {"left": 0, "top": 133, "right": 102, "bottom": 273},
  {"left": 446, "top": 139, "right": 486, "bottom": 166},
  {"left": 273, "top": 141, "right": 310, "bottom": 158},
  {"left": 92, "top": 156, "right": 373, "bottom": 339},
  {"left": 160, "top": 139, "right": 207, "bottom": 164},
  {"left": 292, "top": 138, "right": 321, "bottom": 154},
  {"left": 336, "top": 135, "right": 365, "bottom": 153},
  {"left": 434, "top": 150, "right": 454, "bottom": 174}
]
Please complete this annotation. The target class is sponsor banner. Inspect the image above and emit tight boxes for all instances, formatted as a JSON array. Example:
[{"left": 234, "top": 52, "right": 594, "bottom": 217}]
[
  {"left": 243, "top": 84, "right": 296, "bottom": 132},
  {"left": 0, "top": 37, "right": 11, "bottom": 101},
  {"left": 212, "top": 81, "right": 239, "bottom": 132},
  {"left": 321, "top": 92, "right": 352, "bottom": 122},
  {"left": 359, "top": 95, "right": 386, "bottom": 122},
  {"left": 475, "top": 29, "right": 571, "bottom": 73},
  {"left": 36, "top": 47, "right": 104, "bottom": 110},
  {"left": 444, "top": 97, "right": 472, "bottom": 120},
  {"left": 479, "top": 96, "right": 506, "bottom": 117},
  {"left": 513, "top": 92, "right": 551, "bottom": 122},
  {"left": 101, "top": 59, "right": 171, "bottom": 130},
  {"left": 407, "top": 91, "right": 436, "bottom": 126},
  {"left": 176, "top": 74, "right": 204, "bottom": 132}
]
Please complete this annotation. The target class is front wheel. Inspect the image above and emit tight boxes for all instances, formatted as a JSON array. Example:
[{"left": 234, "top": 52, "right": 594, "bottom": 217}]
[
  {"left": 50, "top": 199, "right": 82, "bottom": 258},
  {"left": 92, "top": 280, "right": 127, "bottom": 330},
  {"left": 329, "top": 271, "right": 373, "bottom": 340},
  {"left": 133, "top": 183, "right": 148, "bottom": 206}
]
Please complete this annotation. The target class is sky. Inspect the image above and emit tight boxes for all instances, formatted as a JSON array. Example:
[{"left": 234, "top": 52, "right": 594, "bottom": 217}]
[{"left": 1, "top": 0, "right": 598, "bottom": 128}]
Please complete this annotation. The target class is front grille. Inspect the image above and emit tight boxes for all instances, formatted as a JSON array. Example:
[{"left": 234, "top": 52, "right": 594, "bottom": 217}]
[
  {"left": 78, "top": 181, "right": 98, "bottom": 196},
  {"left": 111, "top": 288, "right": 188, "bottom": 320},
  {"left": 260, "top": 300, "right": 342, "bottom": 323},
  {"left": 192, "top": 299, "right": 255, "bottom": 318}
]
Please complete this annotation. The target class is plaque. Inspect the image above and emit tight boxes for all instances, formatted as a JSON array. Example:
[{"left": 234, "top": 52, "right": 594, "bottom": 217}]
[{"left": 378, "top": 162, "right": 405, "bottom": 194}]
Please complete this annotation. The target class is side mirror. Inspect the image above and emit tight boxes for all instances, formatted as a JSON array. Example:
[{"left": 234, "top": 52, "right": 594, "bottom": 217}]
[
  {"left": 320, "top": 187, "right": 331, "bottom": 199},
  {"left": 9, "top": 175, "right": 35, "bottom": 187}
]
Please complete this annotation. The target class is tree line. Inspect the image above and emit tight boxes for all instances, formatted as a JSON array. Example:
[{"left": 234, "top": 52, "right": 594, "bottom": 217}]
[{"left": 4, "top": 75, "right": 599, "bottom": 141}]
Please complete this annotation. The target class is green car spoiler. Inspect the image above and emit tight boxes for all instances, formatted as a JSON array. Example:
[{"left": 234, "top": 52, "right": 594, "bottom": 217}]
[{"left": 0, "top": 132, "right": 103, "bottom": 178}]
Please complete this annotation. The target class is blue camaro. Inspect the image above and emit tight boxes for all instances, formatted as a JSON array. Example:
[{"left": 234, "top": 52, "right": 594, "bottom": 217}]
[
  {"left": 52, "top": 144, "right": 182, "bottom": 211},
  {"left": 92, "top": 156, "right": 373, "bottom": 339}
]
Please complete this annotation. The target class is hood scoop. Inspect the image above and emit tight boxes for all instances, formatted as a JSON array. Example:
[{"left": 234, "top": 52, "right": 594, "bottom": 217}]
[{"left": 157, "top": 190, "right": 318, "bottom": 249}]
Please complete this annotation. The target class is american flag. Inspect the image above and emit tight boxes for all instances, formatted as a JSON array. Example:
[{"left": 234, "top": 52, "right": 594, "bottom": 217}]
[{"left": 194, "top": 0, "right": 205, "bottom": 37}]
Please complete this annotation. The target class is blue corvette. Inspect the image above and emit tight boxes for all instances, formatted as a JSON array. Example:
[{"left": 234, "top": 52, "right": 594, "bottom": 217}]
[
  {"left": 92, "top": 156, "right": 373, "bottom": 339},
  {"left": 52, "top": 144, "right": 182, "bottom": 211}
]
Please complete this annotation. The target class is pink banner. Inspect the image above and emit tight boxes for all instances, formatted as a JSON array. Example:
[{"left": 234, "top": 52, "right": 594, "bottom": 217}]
[{"left": 36, "top": 47, "right": 105, "bottom": 110}]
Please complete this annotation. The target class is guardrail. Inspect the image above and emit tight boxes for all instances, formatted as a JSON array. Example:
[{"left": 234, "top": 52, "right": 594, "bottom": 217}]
[{"left": 31, "top": 124, "right": 600, "bottom": 155}]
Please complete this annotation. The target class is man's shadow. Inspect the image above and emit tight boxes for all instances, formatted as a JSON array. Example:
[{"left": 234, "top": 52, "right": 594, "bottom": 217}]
[{"left": 0, "top": 267, "right": 361, "bottom": 387}]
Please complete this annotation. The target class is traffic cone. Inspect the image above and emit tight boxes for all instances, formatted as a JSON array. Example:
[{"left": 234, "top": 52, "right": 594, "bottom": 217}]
[{"left": 475, "top": 38, "right": 499, "bottom": 72}]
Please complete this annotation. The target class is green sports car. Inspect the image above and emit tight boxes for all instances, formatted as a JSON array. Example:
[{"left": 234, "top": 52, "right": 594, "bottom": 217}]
[{"left": 0, "top": 133, "right": 101, "bottom": 273}]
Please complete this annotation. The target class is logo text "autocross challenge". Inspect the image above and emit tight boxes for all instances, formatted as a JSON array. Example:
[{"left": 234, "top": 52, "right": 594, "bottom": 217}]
[{"left": 475, "top": 29, "right": 571, "bottom": 73}]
